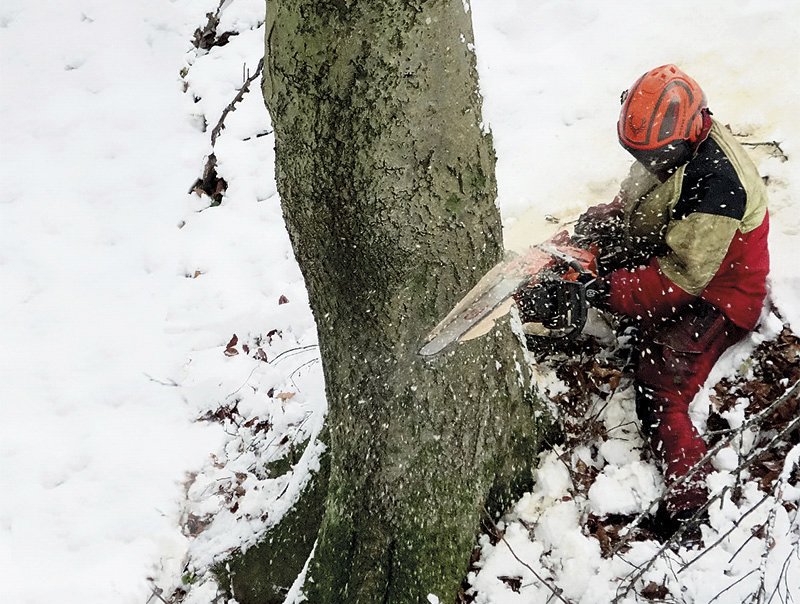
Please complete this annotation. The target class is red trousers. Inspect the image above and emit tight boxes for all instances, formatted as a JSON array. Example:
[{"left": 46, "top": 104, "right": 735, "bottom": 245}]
[{"left": 634, "top": 301, "right": 747, "bottom": 514}]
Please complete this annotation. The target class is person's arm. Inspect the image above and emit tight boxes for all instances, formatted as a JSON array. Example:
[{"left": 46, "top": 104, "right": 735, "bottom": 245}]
[{"left": 606, "top": 176, "right": 742, "bottom": 320}]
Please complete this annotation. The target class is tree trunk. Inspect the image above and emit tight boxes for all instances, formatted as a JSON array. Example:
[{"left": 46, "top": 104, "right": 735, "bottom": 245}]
[{"left": 233, "top": 1, "right": 553, "bottom": 602}]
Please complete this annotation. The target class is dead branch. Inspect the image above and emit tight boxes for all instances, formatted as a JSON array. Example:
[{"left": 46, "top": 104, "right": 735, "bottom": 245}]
[
  {"left": 186, "top": 5, "right": 266, "bottom": 206},
  {"left": 268, "top": 344, "right": 319, "bottom": 365},
  {"left": 679, "top": 489, "right": 771, "bottom": 573},
  {"left": 728, "top": 520, "right": 768, "bottom": 565},
  {"left": 739, "top": 141, "right": 789, "bottom": 162},
  {"left": 192, "top": 0, "right": 238, "bottom": 51},
  {"left": 707, "top": 568, "right": 759, "bottom": 604},
  {"left": 613, "top": 380, "right": 800, "bottom": 556},
  {"left": 483, "top": 510, "right": 572, "bottom": 604},
  {"left": 766, "top": 541, "right": 800, "bottom": 604},
  {"left": 612, "top": 394, "right": 800, "bottom": 602},
  {"left": 210, "top": 58, "right": 264, "bottom": 147},
  {"left": 146, "top": 584, "right": 170, "bottom": 604},
  {"left": 753, "top": 507, "right": 778, "bottom": 603}
]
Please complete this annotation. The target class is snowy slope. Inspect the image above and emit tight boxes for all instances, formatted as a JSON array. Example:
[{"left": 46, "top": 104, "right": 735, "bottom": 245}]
[
  {"left": 1, "top": 1, "right": 234, "bottom": 602},
  {"left": 1, "top": 1, "right": 798, "bottom": 603}
]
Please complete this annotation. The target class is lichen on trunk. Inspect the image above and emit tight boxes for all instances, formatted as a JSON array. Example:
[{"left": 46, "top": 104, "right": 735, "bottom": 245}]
[{"left": 224, "top": 1, "right": 553, "bottom": 602}]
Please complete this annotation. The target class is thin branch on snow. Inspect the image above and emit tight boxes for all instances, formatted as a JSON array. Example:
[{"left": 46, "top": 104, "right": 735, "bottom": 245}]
[
  {"left": 767, "top": 541, "right": 800, "bottom": 604},
  {"left": 730, "top": 131, "right": 789, "bottom": 162},
  {"left": 612, "top": 380, "right": 800, "bottom": 557},
  {"left": 210, "top": 58, "right": 264, "bottom": 147},
  {"left": 612, "top": 403, "right": 800, "bottom": 602},
  {"left": 145, "top": 584, "right": 170, "bottom": 604},
  {"left": 753, "top": 506, "right": 778, "bottom": 603},
  {"left": 707, "top": 568, "right": 760, "bottom": 604},
  {"left": 483, "top": 510, "right": 572, "bottom": 604},
  {"left": 739, "top": 141, "right": 789, "bottom": 162},
  {"left": 727, "top": 519, "right": 768, "bottom": 565},
  {"left": 143, "top": 373, "right": 180, "bottom": 387},
  {"left": 268, "top": 345, "right": 320, "bottom": 365},
  {"left": 679, "top": 489, "right": 771, "bottom": 573}
]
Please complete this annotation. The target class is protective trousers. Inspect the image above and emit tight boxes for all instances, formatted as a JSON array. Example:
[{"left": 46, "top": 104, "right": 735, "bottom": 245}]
[{"left": 634, "top": 301, "right": 747, "bottom": 514}]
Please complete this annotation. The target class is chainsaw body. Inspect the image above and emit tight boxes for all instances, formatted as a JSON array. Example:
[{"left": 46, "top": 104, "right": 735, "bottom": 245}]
[
  {"left": 513, "top": 243, "right": 597, "bottom": 338},
  {"left": 419, "top": 234, "right": 598, "bottom": 357}
]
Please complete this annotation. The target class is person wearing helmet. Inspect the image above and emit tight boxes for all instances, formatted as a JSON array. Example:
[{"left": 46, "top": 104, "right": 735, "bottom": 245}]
[{"left": 575, "top": 64, "right": 770, "bottom": 531}]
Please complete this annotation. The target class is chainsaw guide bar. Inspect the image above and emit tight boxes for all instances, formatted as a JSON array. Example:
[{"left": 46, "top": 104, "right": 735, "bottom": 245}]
[{"left": 419, "top": 241, "right": 596, "bottom": 357}]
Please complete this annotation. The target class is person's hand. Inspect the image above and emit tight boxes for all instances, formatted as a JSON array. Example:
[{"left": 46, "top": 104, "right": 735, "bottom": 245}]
[
  {"left": 573, "top": 196, "right": 625, "bottom": 247},
  {"left": 575, "top": 197, "right": 624, "bottom": 231}
]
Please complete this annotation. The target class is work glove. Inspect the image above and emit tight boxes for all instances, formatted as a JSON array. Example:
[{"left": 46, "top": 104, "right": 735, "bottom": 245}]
[{"left": 573, "top": 197, "right": 625, "bottom": 243}]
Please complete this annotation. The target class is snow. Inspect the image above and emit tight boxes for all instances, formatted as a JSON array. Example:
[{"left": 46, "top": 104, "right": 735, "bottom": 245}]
[{"left": 2, "top": 0, "right": 799, "bottom": 603}]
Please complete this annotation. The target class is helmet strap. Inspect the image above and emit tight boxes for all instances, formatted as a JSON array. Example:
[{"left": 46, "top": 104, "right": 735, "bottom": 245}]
[{"left": 694, "top": 108, "right": 713, "bottom": 151}]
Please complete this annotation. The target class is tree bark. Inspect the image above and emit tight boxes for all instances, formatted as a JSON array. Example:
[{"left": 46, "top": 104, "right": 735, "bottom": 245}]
[{"left": 231, "top": 1, "right": 553, "bottom": 602}]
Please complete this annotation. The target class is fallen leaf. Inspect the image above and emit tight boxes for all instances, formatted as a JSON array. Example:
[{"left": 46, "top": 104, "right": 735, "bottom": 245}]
[
  {"left": 224, "top": 334, "right": 239, "bottom": 356},
  {"left": 278, "top": 295, "right": 289, "bottom": 305},
  {"left": 498, "top": 576, "right": 522, "bottom": 593},
  {"left": 276, "top": 391, "right": 295, "bottom": 401},
  {"left": 641, "top": 581, "right": 669, "bottom": 600},
  {"left": 184, "top": 513, "right": 212, "bottom": 537}
]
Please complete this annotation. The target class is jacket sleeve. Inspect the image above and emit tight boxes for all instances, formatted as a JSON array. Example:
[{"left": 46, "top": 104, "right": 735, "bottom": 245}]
[
  {"left": 606, "top": 258, "right": 694, "bottom": 320},
  {"left": 606, "top": 212, "right": 739, "bottom": 320},
  {"left": 658, "top": 212, "right": 741, "bottom": 294},
  {"left": 608, "top": 212, "right": 739, "bottom": 319}
]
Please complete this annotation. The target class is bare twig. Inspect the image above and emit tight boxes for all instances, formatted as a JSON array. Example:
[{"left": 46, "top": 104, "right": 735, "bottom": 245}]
[
  {"left": 289, "top": 357, "right": 320, "bottom": 390},
  {"left": 678, "top": 489, "right": 771, "bottom": 573},
  {"left": 146, "top": 584, "right": 169, "bottom": 604},
  {"left": 499, "top": 535, "right": 572, "bottom": 603},
  {"left": 707, "top": 568, "right": 760, "bottom": 604},
  {"left": 613, "top": 380, "right": 800, "bottom": 555},
  {"left": 613, "top": 405, "right": 800, "bottom": 601},
  {"left": 187, "top": 39, "right": 265, "bottom": 203},
  {"left": 269, "top": 344, "right": 319, "bottom": 365},
  {"left": 144, "top": 373, "right": 180, "bottom": 387},
  {"left": 242, "top": 129, "right": 273, "bottom": 141},
  {"left": 728, "top": 520, "right": 767, "bottom": 565},
  {"left": 767, "top": 541, "right": 799, "bottom": 604},
  {"left": 739, "top": 141, "right": 789, "bottom": 162},
  {"left": 753, "top": 507, "right": 778, "bottom": 603},
  {"left": 483, "top": 509, "right": 572, "bottom": 604},
  {"left": 210, "top": 58, "right": 264, "bottom": 147}
]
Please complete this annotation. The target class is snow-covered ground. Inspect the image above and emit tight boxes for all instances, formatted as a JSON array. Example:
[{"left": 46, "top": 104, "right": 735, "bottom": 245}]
[{"left": 1, "top": 1, "right": 797, "bottom": 603}]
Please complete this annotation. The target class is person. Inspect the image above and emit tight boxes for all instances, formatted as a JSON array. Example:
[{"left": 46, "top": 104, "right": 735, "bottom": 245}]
[{"left": 573, "top": 64, "right": 770, "bottom": 528}]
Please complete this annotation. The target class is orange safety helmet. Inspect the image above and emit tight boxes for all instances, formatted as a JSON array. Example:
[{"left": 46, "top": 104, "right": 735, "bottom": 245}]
[{"left": 618, "top": 64, "right": 708, "bottom": 174}]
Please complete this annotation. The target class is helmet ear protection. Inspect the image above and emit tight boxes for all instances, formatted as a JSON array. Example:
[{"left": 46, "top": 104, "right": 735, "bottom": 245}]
[{"left": 618, "top": 64, "right": 708, "bottom": 173}]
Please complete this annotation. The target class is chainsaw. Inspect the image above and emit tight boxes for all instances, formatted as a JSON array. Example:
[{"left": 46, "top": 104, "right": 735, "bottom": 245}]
[{"left": 419, "top": 232, "right": 599, "bottom": 357}]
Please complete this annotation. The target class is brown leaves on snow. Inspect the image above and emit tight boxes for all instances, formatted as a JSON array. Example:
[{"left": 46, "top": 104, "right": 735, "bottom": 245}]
[
  {"left": 221, "top": 333, "right": 273, "bottom": 363},
  {"left": 587, "top": 513, "right": 656, "bottom": 558},
  {"left": 224, "top": 334, "right": 239, "bottom": 357},
  {"left": 708, "top": 327, "right": 800, "bottom": 495},
  {"left": 640, "top": 580, "right": 670, "bottom": 600}
]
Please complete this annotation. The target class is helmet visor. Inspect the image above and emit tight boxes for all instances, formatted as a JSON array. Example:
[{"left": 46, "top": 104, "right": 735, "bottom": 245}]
[{"left": 623, "top": 140, "right": 693, "bottom": 176}]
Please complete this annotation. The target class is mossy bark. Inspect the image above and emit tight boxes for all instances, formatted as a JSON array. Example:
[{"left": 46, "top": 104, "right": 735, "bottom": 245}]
[{"left": 233, "top": 1, "right": 554, "bottom": 602}]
